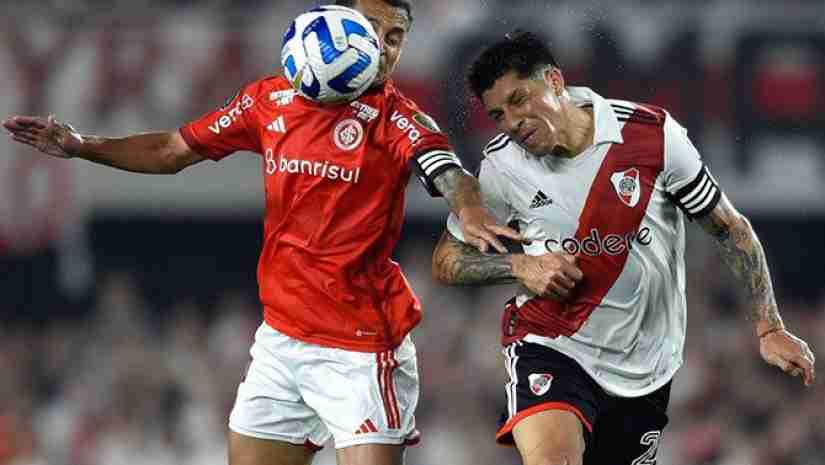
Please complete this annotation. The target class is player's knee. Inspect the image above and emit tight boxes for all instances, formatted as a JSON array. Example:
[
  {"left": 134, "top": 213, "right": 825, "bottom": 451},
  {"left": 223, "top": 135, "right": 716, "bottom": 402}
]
[
  {"left": 521, "top": 438, "right": 585, "bottom": 465},
  {"left": 336, "top": 443, "right": 405, "bottom": 465},
  {"left": 227, "top": 431, "right": 315, "bottom": 465},
  {"left": 525, "top": 452, "right": 583, "bottom": 465},
  {"left": 514, "top": 411, "right": 586, "bottom": 465}
]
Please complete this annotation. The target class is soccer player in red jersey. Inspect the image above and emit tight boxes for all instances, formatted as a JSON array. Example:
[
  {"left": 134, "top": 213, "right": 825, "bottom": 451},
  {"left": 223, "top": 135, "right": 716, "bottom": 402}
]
[{"left": 3, "top": 2, "right": 523, "bottom": 465}]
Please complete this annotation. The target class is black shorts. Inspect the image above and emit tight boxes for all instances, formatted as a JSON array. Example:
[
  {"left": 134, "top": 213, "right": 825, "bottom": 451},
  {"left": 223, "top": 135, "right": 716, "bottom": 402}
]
[{"left": 497, "top": 341, "right": 671, "bottom": 465}]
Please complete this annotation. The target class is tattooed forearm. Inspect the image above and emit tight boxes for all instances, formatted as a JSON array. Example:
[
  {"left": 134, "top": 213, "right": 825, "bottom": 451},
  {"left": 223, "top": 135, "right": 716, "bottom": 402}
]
[
  {"left": 432, "top": 231, "right": 517, "bottom": 285},
  {"left": 698, "top": 199, "right": 783, "bottom": 332},
  {"left": 432, "top": 167, "right": 482, "bottom": 215}
]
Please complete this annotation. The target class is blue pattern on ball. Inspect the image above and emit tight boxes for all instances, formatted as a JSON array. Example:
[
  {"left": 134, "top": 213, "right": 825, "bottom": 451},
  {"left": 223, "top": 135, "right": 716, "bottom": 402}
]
[
  {"left": 280, "top": 6, "right": 379, "bottom": 102},
  {"left": 302, "top": 72, "right": 321, "bottom": 99},
  {"left": 328, "top": 49, "right": 370, "bottom": 94},
  {"left": 284, "top": 55, "right": 297, "bottom": 78},
  {"left": 283, "top": 21, "right": 296, "bottom": 44}
]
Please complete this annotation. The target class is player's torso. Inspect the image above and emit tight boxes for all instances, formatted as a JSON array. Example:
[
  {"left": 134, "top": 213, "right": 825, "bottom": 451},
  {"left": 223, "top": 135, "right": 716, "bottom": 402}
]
[
  {"left": 494, "top": 140, "right": 674, "bottom": 295},
  {"left": 249, "top": 81, "right": 410, "bottom": 252},
  {"left": 490, "top": 124, "right": 687, "bottom": 395}
]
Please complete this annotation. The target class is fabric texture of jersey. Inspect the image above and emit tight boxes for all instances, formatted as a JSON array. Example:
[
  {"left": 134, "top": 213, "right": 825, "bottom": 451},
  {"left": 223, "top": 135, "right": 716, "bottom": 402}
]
[
  {"left": 181, "top": 76, "right": 459, "bottom": 352},
  {"left": 447, "top": 87, "right": 721, "bottom": 396},
  {"left": 229, "top": 324, "right": 421, "bottom": 449},
  {"left": 496, "top": 339, "right": 670, "bottom": 465}
]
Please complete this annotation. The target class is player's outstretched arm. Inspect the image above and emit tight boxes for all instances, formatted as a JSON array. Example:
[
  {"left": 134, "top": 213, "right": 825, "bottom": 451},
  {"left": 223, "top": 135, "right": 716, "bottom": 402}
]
[
  {"left": 3, "top": 115, "right": 204, "bottom": 174},
  {"left": 697, "top": 194, "right": 816, "bottom": 386},
  {"left": 432, "top": 167, "right": 525, "bottom": 253},
  {"left": 432, "top": 230, "right": 582, "bottom": 301}
]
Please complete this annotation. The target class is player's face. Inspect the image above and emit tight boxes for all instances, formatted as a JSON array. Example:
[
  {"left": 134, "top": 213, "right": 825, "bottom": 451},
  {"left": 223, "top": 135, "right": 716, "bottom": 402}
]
[
  {"left": 482, "top": 68, "right": 566, "bottom": 156},
  {"left": 352, "top": 0, "right": 410, "bottom": 84}
]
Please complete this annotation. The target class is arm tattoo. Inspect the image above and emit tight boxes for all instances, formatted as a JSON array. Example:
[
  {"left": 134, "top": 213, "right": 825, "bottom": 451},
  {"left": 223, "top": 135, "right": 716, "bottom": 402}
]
[
  {"left": 432, "top": 167, "right": 482, "bottom": 214},
  {"left": 697, "top": 196, "right": 782, "bottom": 330},
  {"left": 433, "top": 232, "right": 517, "bottom": 285}
]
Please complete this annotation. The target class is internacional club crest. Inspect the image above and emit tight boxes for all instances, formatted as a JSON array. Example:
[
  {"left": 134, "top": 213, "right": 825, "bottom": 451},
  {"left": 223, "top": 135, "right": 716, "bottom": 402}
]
[
  {"left": 610, "top": 167, "right": 641, "bottom": 207},
  {"left": 333, "top": 118, "right": 364, "bottom": 151},
  {"left": 528, "top": 373, "right": 554, "bottom": 396}
]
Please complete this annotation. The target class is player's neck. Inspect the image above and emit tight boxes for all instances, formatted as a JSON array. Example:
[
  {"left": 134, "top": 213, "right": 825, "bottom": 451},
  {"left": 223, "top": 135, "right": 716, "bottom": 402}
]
[{"left": 553, "top": 106, "right": 594, "bottom": 159}]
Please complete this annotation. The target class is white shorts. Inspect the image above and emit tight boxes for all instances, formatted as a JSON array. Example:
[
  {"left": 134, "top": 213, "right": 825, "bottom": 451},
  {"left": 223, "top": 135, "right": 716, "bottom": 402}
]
[{"left": 229, "top": 323, "right": 421, "bottom": 450}]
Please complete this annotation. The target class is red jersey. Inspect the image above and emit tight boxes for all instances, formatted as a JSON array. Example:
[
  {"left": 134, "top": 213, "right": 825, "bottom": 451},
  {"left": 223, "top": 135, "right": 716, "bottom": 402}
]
[{"left": 180, "top": 76, "right": 460, "bottom": 352}]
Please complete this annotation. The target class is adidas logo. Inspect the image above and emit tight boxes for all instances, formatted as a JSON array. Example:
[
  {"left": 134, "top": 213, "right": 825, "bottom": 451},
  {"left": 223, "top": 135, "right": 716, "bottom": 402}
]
[
  {"left": 529, "top": 190, "right": 553, "bottom": 209},
  {"left": 354, "top": 418, "right": 378, "bottom": 435},
  {"left": 267, "top": 115, "right": 286, "bottom": 133}
]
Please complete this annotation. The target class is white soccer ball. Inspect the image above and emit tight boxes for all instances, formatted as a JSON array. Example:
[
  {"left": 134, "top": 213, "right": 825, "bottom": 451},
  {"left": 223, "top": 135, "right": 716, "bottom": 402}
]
[{"left": 281, "top": 5, "right": 381, "bottom": 104}]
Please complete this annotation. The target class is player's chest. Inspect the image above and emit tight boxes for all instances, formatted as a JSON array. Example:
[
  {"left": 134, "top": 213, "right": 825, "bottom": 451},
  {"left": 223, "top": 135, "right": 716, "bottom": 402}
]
[
  {"left": 259, "top": 95, "right": 381, "bottom": 153},
  {"left": 508, "top": 157, "right": 604, "bottom": 236}
]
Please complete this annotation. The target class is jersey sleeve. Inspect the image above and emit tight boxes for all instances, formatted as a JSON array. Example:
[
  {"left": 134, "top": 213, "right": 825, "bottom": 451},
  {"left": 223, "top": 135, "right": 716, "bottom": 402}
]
[
  {"left": 662, "top": 113, "right": 722, "bottom": 219},
  {"left": 179, "top": 84, "right": 263, "bottom": 161},
  {"left": 385, "top": 94, "right": 463, "bottom": 197},
  {"left": 446, "top": 159, "right": 514, "bottom": 242}
]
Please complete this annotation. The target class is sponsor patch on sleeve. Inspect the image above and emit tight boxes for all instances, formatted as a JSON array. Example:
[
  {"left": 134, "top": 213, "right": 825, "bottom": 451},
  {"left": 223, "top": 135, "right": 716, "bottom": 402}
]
[
  {"left": 413, "top": 112, "right": 441, "bottom": 133},
  {"left": 220, "top": 90, "right": 241, "bottom": 110}
]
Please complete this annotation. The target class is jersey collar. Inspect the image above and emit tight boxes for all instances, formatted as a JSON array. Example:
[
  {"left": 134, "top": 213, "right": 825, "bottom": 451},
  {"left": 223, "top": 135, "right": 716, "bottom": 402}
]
[{"left": 566, "top": 86, "right": 624, "bottom": 146}]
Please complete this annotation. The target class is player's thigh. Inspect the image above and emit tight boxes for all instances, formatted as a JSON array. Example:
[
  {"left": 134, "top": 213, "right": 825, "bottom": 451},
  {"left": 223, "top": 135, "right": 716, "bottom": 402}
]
[
  {"left": 298, "top": 335, "right": 421, "bottom": 449},
  {"left": 584, "top": 382, "right": 671, "bottom": 465},
  {"left": 512, "top": 409, "right": 586, "bottom": 465},
  {"left": 495, "top": 341, "right": 605, "bottom": 464},
  {"left": 228, "top": 430, "right": 316, "bottom": 465},
  {"left": 229, "top": 324, "right": 331, "bottom": 453},
  {"left": 336, "top": 443, "right": 405, "bottom": 465}
]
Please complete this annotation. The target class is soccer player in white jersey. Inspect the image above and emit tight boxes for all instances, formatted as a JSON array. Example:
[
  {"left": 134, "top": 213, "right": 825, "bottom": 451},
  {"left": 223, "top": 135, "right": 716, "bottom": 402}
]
[{"left": 431, "top": 31, "right": 816, "bottom": 465}]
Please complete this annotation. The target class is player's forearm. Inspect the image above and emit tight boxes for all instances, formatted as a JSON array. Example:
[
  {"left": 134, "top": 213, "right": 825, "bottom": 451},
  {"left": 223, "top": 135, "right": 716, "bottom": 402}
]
[
  {"left": 701, "top": 212, "right": 783, "bottom": 335},
  {"left": 432, "top": 231, "right": 518, "bottom": 285},
  {"left": 431, "top": 167, "right": 482, "bottom": 217},
  {"left": 73, "top": 132, "right": 187, "bottom": 174}
]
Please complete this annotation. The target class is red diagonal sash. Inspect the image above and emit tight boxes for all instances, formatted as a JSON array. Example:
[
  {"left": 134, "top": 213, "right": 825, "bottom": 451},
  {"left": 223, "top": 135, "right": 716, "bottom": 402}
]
[{"left": 502, "top": 105, "right": 666, "bottom": 345}]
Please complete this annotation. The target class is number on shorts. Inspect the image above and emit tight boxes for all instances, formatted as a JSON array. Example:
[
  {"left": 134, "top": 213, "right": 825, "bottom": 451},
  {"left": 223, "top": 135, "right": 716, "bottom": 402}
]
[{"left": 631, "top": 430, "right": 661, "bottom": 465}]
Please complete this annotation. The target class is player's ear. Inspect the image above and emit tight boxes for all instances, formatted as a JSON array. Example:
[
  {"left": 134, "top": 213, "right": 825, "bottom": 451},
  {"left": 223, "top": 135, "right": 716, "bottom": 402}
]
[
  {"left": 546, "top": 67, "right": 564, "bottom": 97},
  {"left": 540, "top": 67, "right": 562, "bottom": 97}
]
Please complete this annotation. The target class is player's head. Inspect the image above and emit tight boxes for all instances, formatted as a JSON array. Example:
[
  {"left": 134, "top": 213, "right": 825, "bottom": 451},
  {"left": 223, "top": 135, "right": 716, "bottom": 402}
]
[
  {"left": 336, "top": 0, "right": 413, "bottom": 85},
  {"left": 468, "top": 30, "right": 570, "bottom": 156}
]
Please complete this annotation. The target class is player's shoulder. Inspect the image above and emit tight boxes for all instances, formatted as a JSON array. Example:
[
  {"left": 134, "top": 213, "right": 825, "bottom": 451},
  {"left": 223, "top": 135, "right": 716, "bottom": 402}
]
[
  {"left": 481, "top": 133, "right": 525, "bottom": 174},
  {"left": 383, "top": 81, "right": 412, "bottom": 103},
  {"left": 376, "top": 81, "right": 420, "bottom": 116},
  {"left": 235, "top": 75, "right": 293, "bottom": 104},
  {"left": 482, "top": 133, "right": 513, "bottom": 158},
  {"left": 479, "top": 133, "right": 523, "bottom": 178},
  {"left": 374, "top": 81, "right": 446, "bottom": 134},
  {"left": 252, "top": 74, "right": 290, "bottom": 90},
  {"left": 606, "top": 99, "right": 667, "bottom": 126}
]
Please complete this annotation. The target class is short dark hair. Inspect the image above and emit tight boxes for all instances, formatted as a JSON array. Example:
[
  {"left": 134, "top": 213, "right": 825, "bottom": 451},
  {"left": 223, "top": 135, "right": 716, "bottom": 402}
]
[
  {"left": 467, "top": 30, "right": 559, "bottom": 100},
  {"left": 335, "top": 0, "right": 414, "bottom": 25}
]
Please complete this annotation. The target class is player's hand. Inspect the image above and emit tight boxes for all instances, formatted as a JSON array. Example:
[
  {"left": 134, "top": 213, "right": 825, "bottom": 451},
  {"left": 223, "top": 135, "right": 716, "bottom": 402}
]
[
  {"left": 512, "top": 252, "right": 583, "bottom": 301},
  {"left": 458, "top": 205, "right": 525, "bottom": 254},
  {"left": 3, "top": 115, "right": 83, "bottom": 159},
  {"left": 759, "top": 329, "right": 816, "bottom": 386}
]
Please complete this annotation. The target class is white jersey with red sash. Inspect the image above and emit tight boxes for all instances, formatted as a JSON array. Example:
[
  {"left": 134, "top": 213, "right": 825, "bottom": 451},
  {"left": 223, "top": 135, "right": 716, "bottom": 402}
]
[{"left": 447, "top": 87, "right": 721, "bottom": 397}]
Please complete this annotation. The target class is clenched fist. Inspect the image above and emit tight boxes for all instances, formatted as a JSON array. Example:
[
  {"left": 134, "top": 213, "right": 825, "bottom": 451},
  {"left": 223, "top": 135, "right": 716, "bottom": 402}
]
[{"left": 512, "top": 252, "right": 583, "bottom": 301}]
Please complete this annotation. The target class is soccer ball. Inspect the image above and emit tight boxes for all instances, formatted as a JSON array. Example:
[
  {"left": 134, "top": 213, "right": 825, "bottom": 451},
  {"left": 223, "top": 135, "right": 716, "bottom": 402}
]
[{"left": 281, "top": 5, "right": 381, "bottom": 104}]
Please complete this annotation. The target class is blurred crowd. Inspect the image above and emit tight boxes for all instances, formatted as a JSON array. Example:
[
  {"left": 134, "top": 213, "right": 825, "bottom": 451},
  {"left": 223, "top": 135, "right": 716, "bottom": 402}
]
[
  {"left": 1, "top": 235, "right": 824, "bottom": 465},
  {"left": 2, "top": 1, "right": 824, "bottom": 465}
]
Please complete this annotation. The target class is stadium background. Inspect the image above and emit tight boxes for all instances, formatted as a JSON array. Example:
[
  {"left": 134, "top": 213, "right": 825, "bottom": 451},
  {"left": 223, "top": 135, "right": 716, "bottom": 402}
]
[{"left": 1, "top": 1, "right": 824, "bottom": 464}]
